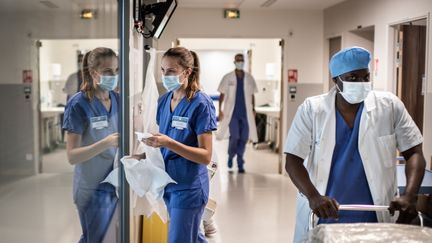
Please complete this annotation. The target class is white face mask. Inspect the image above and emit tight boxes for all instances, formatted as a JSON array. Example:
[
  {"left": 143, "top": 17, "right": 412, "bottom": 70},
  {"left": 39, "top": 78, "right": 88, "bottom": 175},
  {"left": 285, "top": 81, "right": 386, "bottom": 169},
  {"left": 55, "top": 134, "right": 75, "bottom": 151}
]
[
  {"left": 336, "top": 77, "right": 371, "bottom": 104},
  {"left": 235, "top": 61, "right": 244, "bottom": 70}
]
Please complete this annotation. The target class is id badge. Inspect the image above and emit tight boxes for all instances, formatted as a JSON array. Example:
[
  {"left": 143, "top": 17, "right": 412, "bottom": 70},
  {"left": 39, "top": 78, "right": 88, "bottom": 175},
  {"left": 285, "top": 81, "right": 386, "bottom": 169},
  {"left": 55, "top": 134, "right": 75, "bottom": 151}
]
[
  {"left": 171, "top": 116, "right": 189, "bottom": 130},
  {"left": 90, "top": 116, "right": 108, "bottom": 129}
]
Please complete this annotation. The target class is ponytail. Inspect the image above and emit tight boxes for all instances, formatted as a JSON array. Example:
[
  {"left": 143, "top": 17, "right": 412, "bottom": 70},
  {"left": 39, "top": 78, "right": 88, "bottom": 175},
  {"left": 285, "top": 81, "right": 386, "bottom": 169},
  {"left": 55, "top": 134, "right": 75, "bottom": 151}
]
[
  {"left": 81, "top": 51, "right": 96, "bottom": 100},
  {"left": 186, "top": 51, "right": 200, "bottom": 101}
]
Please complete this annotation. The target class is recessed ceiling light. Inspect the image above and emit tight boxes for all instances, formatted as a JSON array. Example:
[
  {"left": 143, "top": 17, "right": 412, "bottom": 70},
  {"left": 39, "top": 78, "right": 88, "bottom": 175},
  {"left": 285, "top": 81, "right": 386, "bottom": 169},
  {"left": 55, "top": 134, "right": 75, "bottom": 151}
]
[{"left": 81, "top": 9, "right": 97, "bottom": 19}]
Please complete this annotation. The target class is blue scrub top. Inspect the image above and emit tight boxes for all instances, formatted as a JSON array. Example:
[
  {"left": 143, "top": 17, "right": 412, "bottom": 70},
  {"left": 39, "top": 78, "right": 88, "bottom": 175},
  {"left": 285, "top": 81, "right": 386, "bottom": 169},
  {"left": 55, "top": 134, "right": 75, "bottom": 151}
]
[
  {"left": 63, "top": 91, "right": 119, "bottom": 207},
  {"left": 320, "top": 103, "right": 377, "bottom": 224},
  {"left": 232, "top": 75, "right": 247, "bottom": 119},
  {"left": 157, "top": 91, "right": 217, "bottom": 208}
]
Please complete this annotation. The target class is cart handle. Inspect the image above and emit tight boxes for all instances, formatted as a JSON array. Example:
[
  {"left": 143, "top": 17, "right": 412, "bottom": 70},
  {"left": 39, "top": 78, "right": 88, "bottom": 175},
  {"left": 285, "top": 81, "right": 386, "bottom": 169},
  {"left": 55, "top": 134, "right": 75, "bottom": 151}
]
[{"left": 308, "top": 204, "right": 424, "bottom": 230}]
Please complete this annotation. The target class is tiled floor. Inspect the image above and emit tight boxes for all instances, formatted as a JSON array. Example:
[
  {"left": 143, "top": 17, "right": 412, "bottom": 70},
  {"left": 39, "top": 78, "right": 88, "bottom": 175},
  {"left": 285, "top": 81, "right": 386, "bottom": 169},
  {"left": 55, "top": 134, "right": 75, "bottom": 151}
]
[{"left": 0, "top": 140, "right": 297, "bottom": 243}]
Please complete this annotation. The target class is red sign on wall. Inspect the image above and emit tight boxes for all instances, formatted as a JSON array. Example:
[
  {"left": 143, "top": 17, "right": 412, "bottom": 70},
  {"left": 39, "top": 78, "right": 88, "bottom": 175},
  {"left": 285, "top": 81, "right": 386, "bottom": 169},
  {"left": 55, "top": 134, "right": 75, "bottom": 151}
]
[
  {"left": 23, "top": 70, "right": 33, "bottom": 84},
  {"left": 288, "top": 69, "right": 298, "bottom": 83}
]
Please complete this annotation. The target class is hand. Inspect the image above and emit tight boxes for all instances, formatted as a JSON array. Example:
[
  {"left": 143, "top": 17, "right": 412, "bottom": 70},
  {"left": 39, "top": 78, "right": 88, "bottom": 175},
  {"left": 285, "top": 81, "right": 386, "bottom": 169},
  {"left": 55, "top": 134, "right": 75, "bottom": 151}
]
[
  {"left": 130, "top": 153, "right": 146, "bottom": 160},
  {"left": 143, "top": 133, "right": 172, "bottom": 148},
  {"left": 389, "top": 194, "right": 418, "bottom": 224},
  {"left": 309, "top": 195, "right": 339, "bottom": 219},
  {"left": 103, "top": 133, "right": 119, "bottom": 148},
  {"left": 218, "top": 111, "right": 224, "bottom": 121}
]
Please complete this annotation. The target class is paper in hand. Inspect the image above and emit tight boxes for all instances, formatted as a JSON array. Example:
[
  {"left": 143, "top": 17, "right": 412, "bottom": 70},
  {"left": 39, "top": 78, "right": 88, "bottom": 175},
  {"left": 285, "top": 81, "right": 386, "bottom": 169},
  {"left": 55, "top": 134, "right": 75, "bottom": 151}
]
[{"left": 135, "top": 132, "right": 153, "bottom": 141}]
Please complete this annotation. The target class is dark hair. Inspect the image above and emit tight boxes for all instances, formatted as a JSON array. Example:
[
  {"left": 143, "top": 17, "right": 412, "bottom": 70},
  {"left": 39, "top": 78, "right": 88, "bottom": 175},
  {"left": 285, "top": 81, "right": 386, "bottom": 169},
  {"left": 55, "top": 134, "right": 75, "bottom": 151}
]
[
  {"left": 163, "top": 47, "right": 200, "bottom": 101},
  {"left": 81, "top": 47, "right": 117, "bottom": 100}
]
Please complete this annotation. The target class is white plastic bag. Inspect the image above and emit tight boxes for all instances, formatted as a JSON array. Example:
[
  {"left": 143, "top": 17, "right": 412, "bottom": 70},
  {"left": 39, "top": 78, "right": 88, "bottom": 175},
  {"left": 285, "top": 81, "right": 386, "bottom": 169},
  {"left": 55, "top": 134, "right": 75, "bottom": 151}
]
[
  {"left": 131, "top": 47, "right": 173, "bottom": 222},
  {"left": 120, "top": 156, "right": 175, "bottom": 199},
  {"left": 141, "top": 47, "right": 159, "bottom": 134}
]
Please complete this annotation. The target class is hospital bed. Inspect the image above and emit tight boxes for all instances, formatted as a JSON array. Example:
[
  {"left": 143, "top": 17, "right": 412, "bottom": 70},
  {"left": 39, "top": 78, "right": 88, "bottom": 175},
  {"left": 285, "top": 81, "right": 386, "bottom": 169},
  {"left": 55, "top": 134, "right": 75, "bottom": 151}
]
[{"left": 303, "top": 165, "right": 432, "bottom": 242}]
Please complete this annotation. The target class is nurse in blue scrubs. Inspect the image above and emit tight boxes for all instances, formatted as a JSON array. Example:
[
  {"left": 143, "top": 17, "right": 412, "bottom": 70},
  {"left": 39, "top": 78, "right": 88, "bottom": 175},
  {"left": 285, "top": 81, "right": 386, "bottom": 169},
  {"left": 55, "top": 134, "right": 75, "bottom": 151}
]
[
  {"left": 144, "top": 47, "right": 217, "bottom": 243},
  {"left": 63, "top": 47, "right": 119, "bottom": 243}
]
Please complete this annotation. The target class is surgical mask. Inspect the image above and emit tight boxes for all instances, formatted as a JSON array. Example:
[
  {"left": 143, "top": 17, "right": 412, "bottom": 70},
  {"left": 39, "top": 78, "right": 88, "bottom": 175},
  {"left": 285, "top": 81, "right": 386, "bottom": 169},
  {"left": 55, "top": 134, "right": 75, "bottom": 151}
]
[
  {"left": 235, "top": 62, "right": 244, "bottom": 70},
  {"left": 336, "top": 78, "right": 371, "bottom": 104},
  {"left": 99, "top": 75, "right": 118, "bottom": 91},
  {"left": 162, "top": 75, "right": 182, "bottom": 91}
]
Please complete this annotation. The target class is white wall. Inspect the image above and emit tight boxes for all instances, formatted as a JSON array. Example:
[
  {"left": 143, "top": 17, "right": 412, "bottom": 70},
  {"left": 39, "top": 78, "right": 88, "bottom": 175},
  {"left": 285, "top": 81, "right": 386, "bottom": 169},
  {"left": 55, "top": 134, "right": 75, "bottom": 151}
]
[
  {"left": 39, "top": 39, "right": 118, "bottom": 106},
  {"left": 155, "top": 8, "right": 325, "bottom": 161},
  {"left": 0, "top": 11, "right": 117, "bottom": 85},
  {"left": 179, "top": 38, "right": 282, "bottom": 107},
  {"left": 0, "top": 9, "right": 117, "bottom": 173},
  {"left": 324, "top": 0, "right": 432, "bottom": 168}
]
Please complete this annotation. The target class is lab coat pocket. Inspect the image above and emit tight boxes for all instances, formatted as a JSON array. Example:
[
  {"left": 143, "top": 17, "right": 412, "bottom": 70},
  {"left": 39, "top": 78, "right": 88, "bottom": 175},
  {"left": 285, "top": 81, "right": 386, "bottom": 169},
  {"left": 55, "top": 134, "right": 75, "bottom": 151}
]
[
  {"left": 378, "top": 134, "right": 397, "bottom": 168},
  {"left": 228, "top": 87, "right": 236, "bottom": 98}
]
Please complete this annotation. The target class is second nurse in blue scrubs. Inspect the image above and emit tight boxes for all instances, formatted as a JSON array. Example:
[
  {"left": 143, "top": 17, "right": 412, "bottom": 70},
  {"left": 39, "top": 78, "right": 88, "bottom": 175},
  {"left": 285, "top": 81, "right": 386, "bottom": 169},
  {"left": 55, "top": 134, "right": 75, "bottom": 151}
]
[
  {"left": 63, "top": 47, "right": 119, "bottom": 243},
  {"left": 144, "top": 47, "right": 217, "bottom": 243}
]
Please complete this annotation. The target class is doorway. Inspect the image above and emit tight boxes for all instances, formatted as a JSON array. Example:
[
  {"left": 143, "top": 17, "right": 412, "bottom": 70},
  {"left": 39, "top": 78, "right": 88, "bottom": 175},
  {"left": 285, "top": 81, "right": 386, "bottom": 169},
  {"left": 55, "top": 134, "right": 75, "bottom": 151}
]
[
  {"left": 393, "top": 19, "right": 427, "bottom": 134},
  {"left": 178, "top": 38, "right": 283, "bottom": 174},
  {"left": 328, "top": 36, "right": 341, "bottom": 90}
]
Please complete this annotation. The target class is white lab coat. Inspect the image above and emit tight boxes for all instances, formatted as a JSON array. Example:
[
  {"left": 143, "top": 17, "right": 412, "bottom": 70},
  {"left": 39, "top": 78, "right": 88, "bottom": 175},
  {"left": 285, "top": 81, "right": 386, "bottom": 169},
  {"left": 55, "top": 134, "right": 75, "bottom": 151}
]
[
  {"left": 284, "top": 87, "right": 423, "bottom": 243},
  {"left": 216, "top": 71, "right": 258, "bottom": 142}
]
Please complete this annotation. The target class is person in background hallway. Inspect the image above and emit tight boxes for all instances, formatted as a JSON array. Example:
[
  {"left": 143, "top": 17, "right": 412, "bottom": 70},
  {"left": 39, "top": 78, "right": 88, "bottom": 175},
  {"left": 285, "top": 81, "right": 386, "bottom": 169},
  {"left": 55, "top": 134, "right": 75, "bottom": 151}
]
[
  {"left": 143, "top": 47, "right": 217, "bottom": 243},
  {"left": 64, "top": 53, "right": 84, "bottom": 102},
  {"left": 284, "top": 46, "right": 426, "bottom": 242},
  {"left": 217, "top": 53, "right": 258, "bottom": 173},
  {"left": 61, "top": 53, "right": 84, "bottom": 142},
  {"left": 63, "top": 47, "right": 119, "bottom": 243}
]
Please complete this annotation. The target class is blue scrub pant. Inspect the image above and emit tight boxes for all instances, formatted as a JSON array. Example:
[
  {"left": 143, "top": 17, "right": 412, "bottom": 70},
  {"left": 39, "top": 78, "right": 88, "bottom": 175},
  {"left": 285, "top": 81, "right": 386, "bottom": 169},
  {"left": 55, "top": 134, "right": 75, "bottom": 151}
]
[
  {"left": 228, "top": 117, "right": 249, "bottom": 167},
  {"left": 76, "top": 183, "right": 118, "bottom": 243},
  {"left": 164, "top": 190, "right": 207, "bottom": 243}
]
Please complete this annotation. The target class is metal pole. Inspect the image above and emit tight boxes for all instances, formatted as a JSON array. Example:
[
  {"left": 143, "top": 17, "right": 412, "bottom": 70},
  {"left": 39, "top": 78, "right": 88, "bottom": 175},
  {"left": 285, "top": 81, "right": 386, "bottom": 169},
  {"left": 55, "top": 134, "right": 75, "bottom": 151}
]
[{"left": 118, "top": 0, "right": 130, "bottom": 242}]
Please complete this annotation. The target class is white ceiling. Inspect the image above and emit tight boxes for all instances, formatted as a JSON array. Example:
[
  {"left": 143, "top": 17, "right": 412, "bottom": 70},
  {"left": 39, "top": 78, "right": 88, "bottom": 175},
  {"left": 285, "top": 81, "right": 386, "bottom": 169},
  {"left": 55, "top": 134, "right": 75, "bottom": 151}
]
[
  {"left": 177, "top": 0, "right": 347, "bottom": 10},
  {"left": 0, "top": 0, "right": 117, "bottom": 12},
  {"left": 0, "top": 0, "right": 346, "bottom": 13}
]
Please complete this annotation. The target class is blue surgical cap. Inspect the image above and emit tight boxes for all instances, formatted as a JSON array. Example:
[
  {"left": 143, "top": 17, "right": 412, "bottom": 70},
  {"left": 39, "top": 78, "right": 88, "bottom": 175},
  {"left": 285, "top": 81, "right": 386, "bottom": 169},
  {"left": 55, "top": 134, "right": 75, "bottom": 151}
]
[{"left": 329, "top": 46, "right": 371, "bottom": 78}]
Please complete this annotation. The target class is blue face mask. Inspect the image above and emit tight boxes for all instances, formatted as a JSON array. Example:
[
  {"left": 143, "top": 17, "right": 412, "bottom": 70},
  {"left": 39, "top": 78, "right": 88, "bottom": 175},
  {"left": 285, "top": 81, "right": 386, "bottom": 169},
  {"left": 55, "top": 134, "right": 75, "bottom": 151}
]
[
  {"left": 162, "top": 75, "right": 182, "bottom": 91},
  {"left": 99, "top": 75, "right": 118, "bottom": 91}
]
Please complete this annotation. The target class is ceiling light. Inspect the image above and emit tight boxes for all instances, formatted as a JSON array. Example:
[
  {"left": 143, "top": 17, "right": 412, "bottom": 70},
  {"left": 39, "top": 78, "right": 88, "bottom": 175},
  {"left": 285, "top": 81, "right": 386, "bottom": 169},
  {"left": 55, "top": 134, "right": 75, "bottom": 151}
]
[
  {"left": 224, "top": 9, "right": 240, "bottom": 19},
  {"left": 81, "top": 9, "right": 97, "bottom": 20}
]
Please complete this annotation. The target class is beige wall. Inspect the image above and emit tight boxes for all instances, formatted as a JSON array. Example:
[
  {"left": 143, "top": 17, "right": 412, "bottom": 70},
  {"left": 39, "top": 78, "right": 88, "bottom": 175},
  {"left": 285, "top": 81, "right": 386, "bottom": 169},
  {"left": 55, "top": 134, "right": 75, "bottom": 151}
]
[
  {"left": 155, "top": 8, "right": 325, "bottom": 157},
  {"left": 325, "top": 0, "right": 432, "bottom": 168},
  {"left": 0, "top": 9, "right": 117, "bottom": 174}
]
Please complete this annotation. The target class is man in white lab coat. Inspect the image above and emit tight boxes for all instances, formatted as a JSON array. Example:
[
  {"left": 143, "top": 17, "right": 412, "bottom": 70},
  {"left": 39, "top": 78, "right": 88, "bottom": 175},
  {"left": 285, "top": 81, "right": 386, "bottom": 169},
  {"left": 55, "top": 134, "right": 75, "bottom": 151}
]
[
  {"left": 284, "top": 47, "right": 426, "bottom": 242},
  {"left": 217, "top": 53, "right": 258, "bottom": 173}
]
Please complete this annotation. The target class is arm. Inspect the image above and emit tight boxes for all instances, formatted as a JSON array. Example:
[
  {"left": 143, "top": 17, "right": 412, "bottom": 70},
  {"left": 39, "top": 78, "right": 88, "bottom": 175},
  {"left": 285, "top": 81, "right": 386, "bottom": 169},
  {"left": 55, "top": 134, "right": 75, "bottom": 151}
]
[
  {"left": 284, "top": 100, "right": 338, "bottom": 219},
  {"left": 66, "top": 132, "right": 119, "bottom": 165},
  {"left": 389, "top": 96, "right": 426, "bottom": 223},
  {"left": 144, "top": 132, "right": 213, "bottom": 165},
  {"left": 219, "top": 93, "right": 225, "bottom": 120},
  {"left": 252, "top": 95, "right": 256, "bottom": 113},
  {"left": 389, "top": 144, "right": 426, "bottom": 223},
  {"left": 402, "top": 144, "right": 426, "bottom": 196},
  {"left": 285, "top": 153, "right": 339, "bottom": 218}
]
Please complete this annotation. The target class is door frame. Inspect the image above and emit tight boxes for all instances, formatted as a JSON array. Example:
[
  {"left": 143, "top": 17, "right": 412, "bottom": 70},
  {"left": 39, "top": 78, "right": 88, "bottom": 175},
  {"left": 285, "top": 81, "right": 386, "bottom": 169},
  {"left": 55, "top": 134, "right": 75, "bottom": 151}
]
[
  {"left": 389, "top": 15, "right": 429, "bottom": 94},
  {"left": 389, "top": 14, "right": 429, "bottom": 134},
  {"left": 177, "top": 37, "right": 285, "bottom": 174}
]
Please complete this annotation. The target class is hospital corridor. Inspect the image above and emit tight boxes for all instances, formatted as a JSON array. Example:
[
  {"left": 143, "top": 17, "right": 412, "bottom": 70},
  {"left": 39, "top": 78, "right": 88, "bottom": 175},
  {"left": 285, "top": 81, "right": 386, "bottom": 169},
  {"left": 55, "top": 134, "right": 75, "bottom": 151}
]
[{"left": 2, "top": 0, "right": 432, "bottom": 243}]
